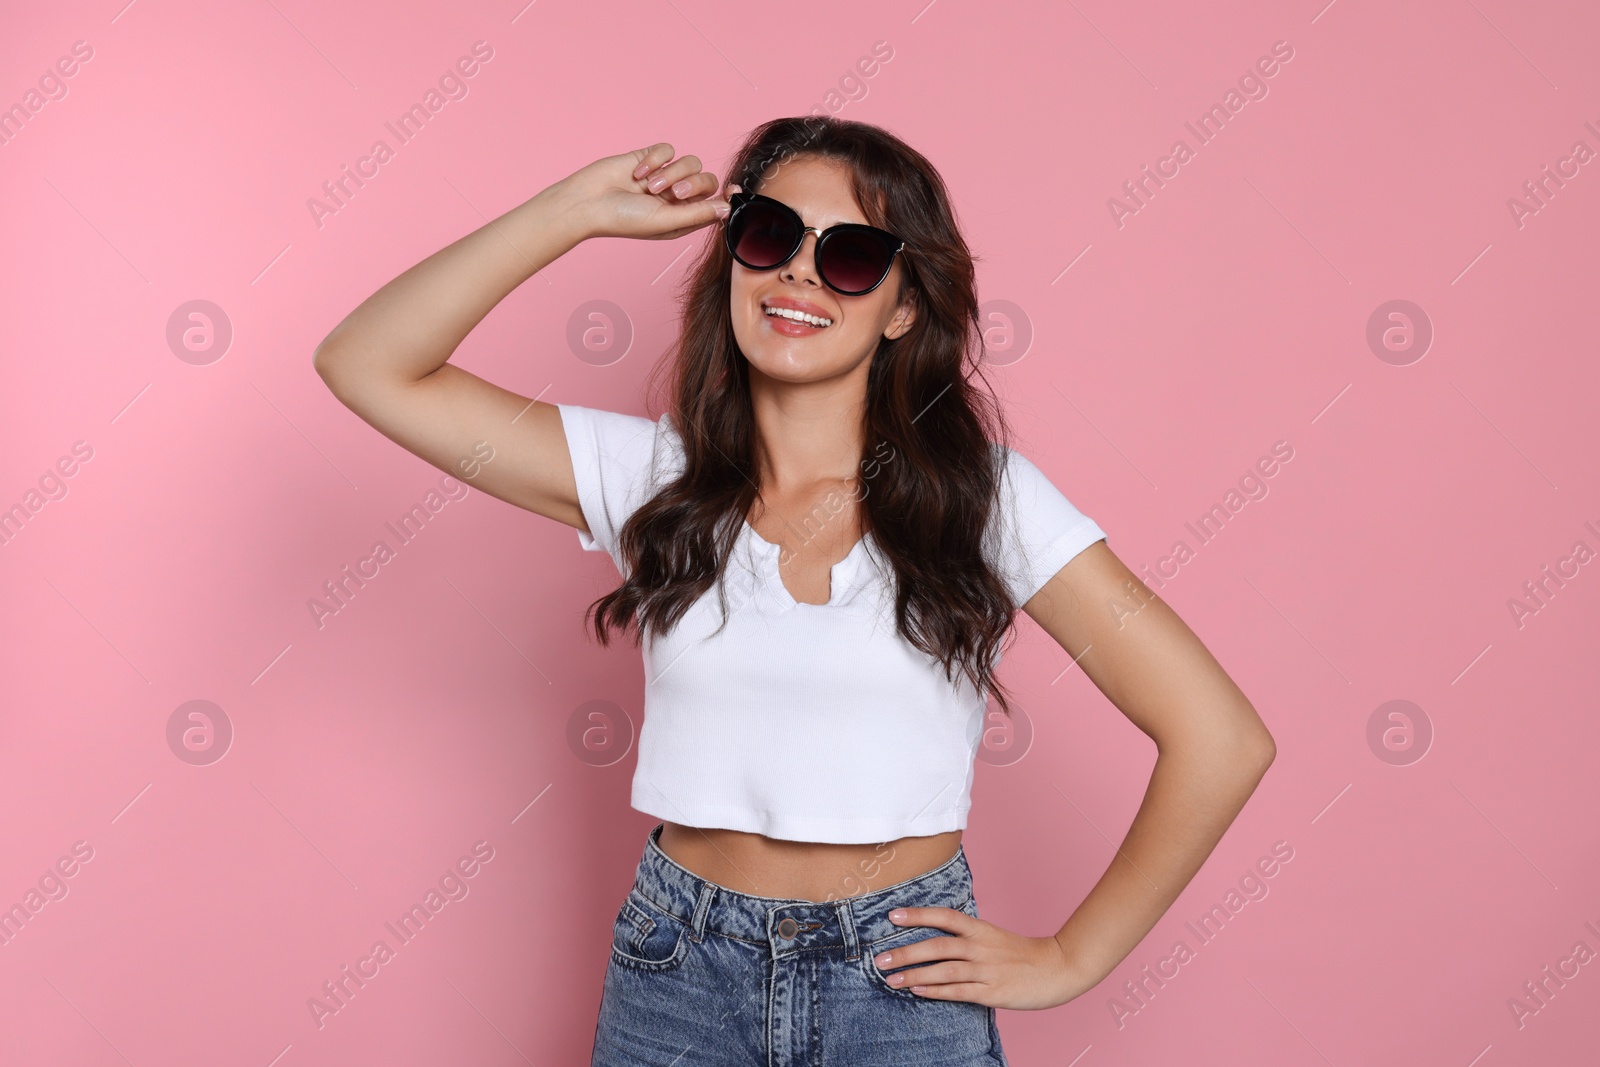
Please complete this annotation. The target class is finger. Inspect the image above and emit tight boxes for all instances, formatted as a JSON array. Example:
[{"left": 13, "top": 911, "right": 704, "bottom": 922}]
[
  {"left": 886, "top": 959, "right": 976, "bottom": 992},
  {"left": 659, "top": 171, "right": 722, "bottom": 203},
  {"left": 908, "top": 980, "right": 989, "bottom": 1002},
  {"left": 642, "top": 155, "right": 704, "bottom": 197},
  {"left": 887, "top": 906, "right": 972, "bottom": 933},
  {"left": 648, "top": 197, "right": 733, "bottom": 238},
  {"left": 873, "top": 932, "right": 971, "bottom": 973},
  {"left": 630, "top": 143, "right": 673, "bottom": 180}
]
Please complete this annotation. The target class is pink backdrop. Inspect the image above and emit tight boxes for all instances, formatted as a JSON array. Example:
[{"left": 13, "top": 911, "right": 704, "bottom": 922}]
[{"left": 3, "top": 0, "right": 1597, "bottom": 1063}]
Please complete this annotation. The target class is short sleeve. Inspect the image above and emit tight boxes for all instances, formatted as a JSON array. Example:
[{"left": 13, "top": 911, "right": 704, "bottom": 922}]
[
  {"left": 987, "top": 444, "right": 1107, "bottom": 607},
  {"left": 557, "top": 403, "right": 683, "bottom": 573}
]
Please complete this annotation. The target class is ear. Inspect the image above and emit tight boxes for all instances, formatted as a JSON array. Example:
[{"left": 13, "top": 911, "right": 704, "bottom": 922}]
[{"left": 884, "top": 288, "right": 918, "bottom": 341}]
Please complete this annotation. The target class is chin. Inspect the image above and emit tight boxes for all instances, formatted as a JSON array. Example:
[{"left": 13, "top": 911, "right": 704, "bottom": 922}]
[
  {"left": 745, "top": 351, "right": 817, "bottom": 381},
  {"left": 736, "top": 315, "right": 871, "bottom": 379},
  {"left": 742, "top": 346, "right": 841, "bottom": 383}
]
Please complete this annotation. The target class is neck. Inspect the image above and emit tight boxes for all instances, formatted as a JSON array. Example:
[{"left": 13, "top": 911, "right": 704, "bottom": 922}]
[{"left": 746, "top": 371, "right": 868, "bottom": 492}]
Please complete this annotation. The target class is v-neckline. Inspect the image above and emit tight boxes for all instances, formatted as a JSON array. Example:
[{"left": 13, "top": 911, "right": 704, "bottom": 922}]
[{"left": 741, "top": 520, "right": 872, "bottom": 608}]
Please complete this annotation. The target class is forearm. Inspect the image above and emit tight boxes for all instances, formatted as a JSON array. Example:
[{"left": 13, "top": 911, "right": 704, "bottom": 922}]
[
  {"left": 313, "top": 177, "right": 591, "bottom": 391},
  {"left": 1051, "top": 733, "right": 1274, "bottom": 994}
]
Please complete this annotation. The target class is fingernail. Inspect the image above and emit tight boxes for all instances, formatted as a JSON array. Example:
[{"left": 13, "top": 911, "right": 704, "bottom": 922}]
[
  {"left": 714, "top": 202, "right": 730, "bottom": 218},
  {"left": 875, "top": 953, "right": 892, "bottom": 966},
  {"left": 672, "top": 180, "right": 691, "bottom": 197},
  {"left": 633, "top": 162, "right": 649, "bottom": 179},
  {"left": 889, "top": 909, "right": 906, "bottom": 922}
]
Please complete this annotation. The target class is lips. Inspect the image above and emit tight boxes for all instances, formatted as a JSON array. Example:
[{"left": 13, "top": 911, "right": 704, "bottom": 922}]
[
  {"left": 756, "top": 289, "right": 836, "bottom": 341},
  {"left": 763, "top": 309, "right": 829, "bottom": 335},
  {"left": 761, "top": 295, "right": 834, "bottom": 322}
]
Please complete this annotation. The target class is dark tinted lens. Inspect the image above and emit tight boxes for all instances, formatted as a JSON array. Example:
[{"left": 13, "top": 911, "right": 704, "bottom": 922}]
[
  {"left": 729, "top": 200, "right": 799, "bottom": 268},
  {"left": 820, "top": 229, "right": 894, "bottom": 294}
]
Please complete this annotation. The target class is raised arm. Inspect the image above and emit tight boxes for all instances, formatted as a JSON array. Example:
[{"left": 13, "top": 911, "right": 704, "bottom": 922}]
[{"left": 311, "top": 144, "right": 731, "bottom": 533}]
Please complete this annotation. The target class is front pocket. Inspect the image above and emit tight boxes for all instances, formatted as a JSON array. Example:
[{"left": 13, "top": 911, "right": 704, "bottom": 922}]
[
  {"left": 862, "top": 922, "right": 949, "bottom": 1000},
  {"left": 609, "top": 888, "right": 689, "bottom": 973},
  {"left": 862, "top": 894, "right": 979, "bottom": 999}
]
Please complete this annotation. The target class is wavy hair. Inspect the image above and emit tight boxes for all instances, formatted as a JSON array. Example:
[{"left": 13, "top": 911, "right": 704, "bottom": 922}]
[{"left": 586, "top": 115, "right": 1030, "bottom": 715}]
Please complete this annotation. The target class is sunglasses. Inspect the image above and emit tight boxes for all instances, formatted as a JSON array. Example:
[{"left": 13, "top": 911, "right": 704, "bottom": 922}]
[{"left": 723, "top": 191, "right": 908, "bottom": 296}]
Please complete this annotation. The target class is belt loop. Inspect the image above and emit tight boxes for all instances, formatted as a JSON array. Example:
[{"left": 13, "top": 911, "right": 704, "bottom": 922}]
[
  {"left": 688, "top": 881, "right": 717, "bottom": 942},
  {"left": 837, "top": 899, "right": 860, "bottom": 960}
]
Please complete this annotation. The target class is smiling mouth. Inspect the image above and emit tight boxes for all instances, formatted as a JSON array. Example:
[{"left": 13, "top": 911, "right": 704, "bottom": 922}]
[{"left": 763, "top": 305, "right": 833, "bottom": 329}]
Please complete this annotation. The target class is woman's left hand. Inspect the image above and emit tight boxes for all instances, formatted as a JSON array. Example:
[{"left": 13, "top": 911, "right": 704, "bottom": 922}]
[{"left": 874, "top": 906, "right": 1096, "bottom": 1010}]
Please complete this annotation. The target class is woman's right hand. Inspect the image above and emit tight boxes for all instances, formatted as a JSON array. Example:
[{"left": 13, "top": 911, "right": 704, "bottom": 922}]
[{"left": 561, "top": 143, "right": 733, "bottom": 242}]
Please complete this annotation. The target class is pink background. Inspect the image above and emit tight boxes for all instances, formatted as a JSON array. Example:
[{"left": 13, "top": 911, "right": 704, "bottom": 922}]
[{"left": 3, "top": 0, "right": 1598, "bottom": 1063}]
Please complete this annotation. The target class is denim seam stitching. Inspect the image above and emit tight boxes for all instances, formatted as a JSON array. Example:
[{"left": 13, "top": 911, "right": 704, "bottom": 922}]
[
  {"left": 608, "top": 911, "right": 689, "bottom": 972},
  {"left": 837, "top": 900, "right": 860, "bottom": 961},
  {"left": 861, "top": 947, "right": 920, "bottom": 1000},
  {"left": 630, "top": 885, "right": 683, "bottom": 925}
]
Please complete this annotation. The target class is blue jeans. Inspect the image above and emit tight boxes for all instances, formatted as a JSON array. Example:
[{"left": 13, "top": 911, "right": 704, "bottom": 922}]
[{"left": 591, "top": 822, "right": 1008, "bottom": 1066}]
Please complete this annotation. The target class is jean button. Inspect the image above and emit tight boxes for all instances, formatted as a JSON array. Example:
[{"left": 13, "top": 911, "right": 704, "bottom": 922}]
[{"left": 776, "top": 917, "right": 799, "bottom": 939}]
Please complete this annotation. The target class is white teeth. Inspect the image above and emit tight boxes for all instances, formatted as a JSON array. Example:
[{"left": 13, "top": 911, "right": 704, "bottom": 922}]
[{"left": 764, "top": 305, "right": 832, "bottom": 327}]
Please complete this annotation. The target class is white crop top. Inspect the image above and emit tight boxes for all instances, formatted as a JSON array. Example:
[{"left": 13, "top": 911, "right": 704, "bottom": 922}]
[{"left": 558, "top": 403, "right": 1107, "bottom": 844}]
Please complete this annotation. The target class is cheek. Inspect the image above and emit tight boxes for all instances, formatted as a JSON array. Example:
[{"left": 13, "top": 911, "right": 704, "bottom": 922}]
[
  {"left": 728, "top": 286, "right": 758, "bottom": 338},
  {"left": 853, "top": 303, "right": 896, "bottom": 342}
]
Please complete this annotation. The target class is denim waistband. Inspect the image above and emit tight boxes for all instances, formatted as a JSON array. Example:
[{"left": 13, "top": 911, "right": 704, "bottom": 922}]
[{"left": 630, "top": 822, "right": 974, "bottom": 960}]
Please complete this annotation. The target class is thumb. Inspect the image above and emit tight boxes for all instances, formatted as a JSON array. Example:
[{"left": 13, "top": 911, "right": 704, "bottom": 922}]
[{"left": 653, "top": 194, "right": 731, "bottom": 233}]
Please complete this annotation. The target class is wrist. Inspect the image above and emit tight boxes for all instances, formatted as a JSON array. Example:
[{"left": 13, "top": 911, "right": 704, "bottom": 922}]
[
  {"left": 1051, "top": 931, "right": 1109, "bottom": 999},
  {"left": 518, "top": 176, "right": 594, "bottom": 249}
]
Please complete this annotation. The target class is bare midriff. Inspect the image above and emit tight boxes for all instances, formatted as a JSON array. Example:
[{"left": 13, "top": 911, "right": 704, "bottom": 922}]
[{"left": 657, "top": 822, "right": 963, "bottom": 904}]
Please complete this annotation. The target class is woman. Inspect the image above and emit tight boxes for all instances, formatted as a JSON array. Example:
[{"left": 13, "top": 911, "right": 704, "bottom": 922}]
[{"left": 314, "top": 116, "right": 1275, "bottom": 1065}]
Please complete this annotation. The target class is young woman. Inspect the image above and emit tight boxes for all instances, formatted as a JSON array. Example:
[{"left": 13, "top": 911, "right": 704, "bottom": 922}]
[{"left": 314, "top": 116, "right": 1275, "bottom": 1066}]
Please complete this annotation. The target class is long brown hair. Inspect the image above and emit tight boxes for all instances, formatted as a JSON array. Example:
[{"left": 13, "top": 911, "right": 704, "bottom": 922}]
[{"left": 588, "top": 115, "right": 1030, "bottom": 715}]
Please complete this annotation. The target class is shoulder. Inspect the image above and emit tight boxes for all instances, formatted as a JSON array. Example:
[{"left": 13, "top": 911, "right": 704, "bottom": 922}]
[
  {"left": 556, "top": 402, "right": 685, "bottom": 559},
  {"left": 985, "top": 439, "right": 1107, "bottom": 606},
  {"left": 990, "top": 441, "right": 1075, "bottom": 510},
  {"left": 557, "top": 403, "right": 684, "bottom": 478},
  {"left": 556, "top": 402, "right": 678, "bottom": 448}
]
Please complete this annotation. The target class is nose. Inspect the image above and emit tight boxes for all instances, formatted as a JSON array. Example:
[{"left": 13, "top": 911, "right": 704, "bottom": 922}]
[{"left": 779, "top": 230, "right": 823, "bottom": 288}]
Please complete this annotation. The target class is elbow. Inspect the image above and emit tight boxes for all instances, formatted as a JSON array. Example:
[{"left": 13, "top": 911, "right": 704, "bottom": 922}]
[
  {"left": 311, "top": 338, "right": 335, "bottom": 379},
  {"left": 1212, "top": 719, "right": 1276, "bottom": 777},
  {"left": 311, "top": 340, "right": 347, "bottom": 396},
  {"left": 1231, "top": 699, "right": 1275, "bottom": 770},
  {"left": 1242, "top": 726, "right": 1275, "bottom": 776},
  {"left": 1154, "top": 725, "right": 1275, "bottom": 774}
]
